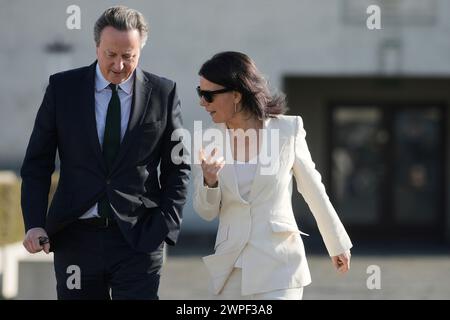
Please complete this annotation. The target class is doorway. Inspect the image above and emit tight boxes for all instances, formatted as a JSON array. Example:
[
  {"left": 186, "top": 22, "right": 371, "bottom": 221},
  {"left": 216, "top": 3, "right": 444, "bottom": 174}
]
[{"left": 330, "top": 104, "right": 445, "bottom": 239}]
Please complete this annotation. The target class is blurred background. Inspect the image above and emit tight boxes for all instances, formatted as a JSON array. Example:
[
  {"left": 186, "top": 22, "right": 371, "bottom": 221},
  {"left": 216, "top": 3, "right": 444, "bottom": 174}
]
[{"left": 0, "top": 0, "right": 449, "bottom": 299}]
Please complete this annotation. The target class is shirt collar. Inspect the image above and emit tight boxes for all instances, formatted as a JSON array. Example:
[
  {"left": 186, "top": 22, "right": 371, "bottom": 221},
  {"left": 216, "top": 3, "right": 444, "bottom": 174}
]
[{"left": 95, "top": 63, "right": 134, "bottom": 95}]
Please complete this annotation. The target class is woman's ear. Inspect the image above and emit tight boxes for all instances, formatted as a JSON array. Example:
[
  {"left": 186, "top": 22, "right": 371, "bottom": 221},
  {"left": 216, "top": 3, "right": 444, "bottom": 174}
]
[{"left": 233, "top": 91, "right": 242, "bottom": 105}]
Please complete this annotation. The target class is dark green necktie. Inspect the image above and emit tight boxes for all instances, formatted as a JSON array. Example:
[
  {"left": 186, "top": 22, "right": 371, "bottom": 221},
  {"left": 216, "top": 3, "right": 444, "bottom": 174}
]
[{"left": 98, "top": 83, "right": 121, "bottom": 218}]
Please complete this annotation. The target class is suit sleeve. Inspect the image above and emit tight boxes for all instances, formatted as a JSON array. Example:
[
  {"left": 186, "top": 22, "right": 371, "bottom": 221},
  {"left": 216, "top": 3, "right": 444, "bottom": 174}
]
[
  {"left": 158, "top": 82, "right": 191, "bottom": 245},
  {"left": 20, "top": 79, "right": 57, "bottom": 232},
  {"left": 292, "top": 116, "right": 352, "bottom": 256},
  {"left": 193, "top": 162, "right": 221, "bottom": 221}
]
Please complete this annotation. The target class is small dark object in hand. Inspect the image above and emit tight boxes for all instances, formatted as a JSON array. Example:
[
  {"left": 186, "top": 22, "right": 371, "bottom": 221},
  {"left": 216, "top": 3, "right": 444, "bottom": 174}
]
[{"left": 39, "top": 236, "right": 49, "bottom": 246}]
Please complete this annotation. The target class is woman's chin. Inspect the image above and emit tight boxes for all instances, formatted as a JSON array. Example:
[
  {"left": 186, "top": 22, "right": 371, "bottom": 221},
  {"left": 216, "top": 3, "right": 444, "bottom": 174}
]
[{"left": 210, "top": 114, "right": 221, "bottom": 123}]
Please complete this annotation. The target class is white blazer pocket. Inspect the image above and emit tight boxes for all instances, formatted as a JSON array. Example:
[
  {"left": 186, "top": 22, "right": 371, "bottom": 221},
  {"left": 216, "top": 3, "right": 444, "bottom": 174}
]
[{"left": 269, "top": 218, "right": 310, "bottom": 236}]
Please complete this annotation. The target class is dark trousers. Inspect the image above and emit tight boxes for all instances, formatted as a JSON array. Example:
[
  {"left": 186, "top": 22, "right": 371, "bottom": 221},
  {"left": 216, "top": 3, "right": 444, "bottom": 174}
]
[{"left": 52, "top": 220, "right": 164, "bottom": 300}]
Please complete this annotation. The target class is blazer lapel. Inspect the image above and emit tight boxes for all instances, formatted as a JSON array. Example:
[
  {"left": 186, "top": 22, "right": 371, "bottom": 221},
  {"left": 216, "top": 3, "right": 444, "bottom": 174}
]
[
  {"left": 80, "top": 62, "right": 107, "bottom": 174},
  {"left": 247, "top": 117, "right": 271, "bottom": 202},
  {"left": 217, "top": 124, "right": 243, "bottom": 202},
  {"left": 248, "top": 117, "right": 289, "bottom": 202},
  {"left": 217, "top": 119, "right": 289, "bottom": 204},
  {"left": 112, "top": 67, "right": 152, "bottom": 172}
]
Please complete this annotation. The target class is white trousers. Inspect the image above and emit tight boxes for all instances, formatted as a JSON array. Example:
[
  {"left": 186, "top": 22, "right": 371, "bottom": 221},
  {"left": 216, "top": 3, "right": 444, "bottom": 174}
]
[{"left": 211, "top": 268, "right": 303, "bottom": 300}]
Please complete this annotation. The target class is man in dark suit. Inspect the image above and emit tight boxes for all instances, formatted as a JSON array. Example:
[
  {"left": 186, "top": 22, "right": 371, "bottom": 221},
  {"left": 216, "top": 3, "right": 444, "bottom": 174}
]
[{"left": 20, "top": 6, "right": 190, "bottom": 299}]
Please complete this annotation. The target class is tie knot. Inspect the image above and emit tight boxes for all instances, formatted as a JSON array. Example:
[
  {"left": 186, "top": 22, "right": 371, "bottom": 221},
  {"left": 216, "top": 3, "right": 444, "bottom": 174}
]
[{"left": 109, "top": 83, "right": 118, "bottom": 93}]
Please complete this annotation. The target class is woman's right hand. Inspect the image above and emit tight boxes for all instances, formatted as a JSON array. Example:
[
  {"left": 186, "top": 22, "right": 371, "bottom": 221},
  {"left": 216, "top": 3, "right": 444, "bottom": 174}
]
[
  {"left": 331, "top": 250, "right": 351, "bottom": 274},
  {"left": 199, "top": 148, "right": 225, "bottom": 188}
]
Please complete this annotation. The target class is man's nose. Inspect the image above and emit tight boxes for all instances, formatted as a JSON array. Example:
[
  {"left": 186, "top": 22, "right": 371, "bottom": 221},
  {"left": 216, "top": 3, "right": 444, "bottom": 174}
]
[{"left": 113, "top": 58, "right": 124, "bottom": 71}]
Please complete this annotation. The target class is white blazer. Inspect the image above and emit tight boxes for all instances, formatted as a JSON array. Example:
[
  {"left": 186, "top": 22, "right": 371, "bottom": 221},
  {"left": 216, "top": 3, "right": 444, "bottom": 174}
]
[{"left": 193, "top": 115, "right": 352, "bottom": 296}]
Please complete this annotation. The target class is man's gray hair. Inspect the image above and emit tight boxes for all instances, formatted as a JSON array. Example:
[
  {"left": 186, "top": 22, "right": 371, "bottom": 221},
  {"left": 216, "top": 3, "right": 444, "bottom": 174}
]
[{"left": 94, "top": 6, "right": 149, "bottom": 49}]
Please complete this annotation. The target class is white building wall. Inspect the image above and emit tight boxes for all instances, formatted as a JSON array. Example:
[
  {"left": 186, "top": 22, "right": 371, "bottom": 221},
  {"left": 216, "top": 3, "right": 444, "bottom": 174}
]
[{"left": 1, "top": 0, "right": 450, "bottom": 231}]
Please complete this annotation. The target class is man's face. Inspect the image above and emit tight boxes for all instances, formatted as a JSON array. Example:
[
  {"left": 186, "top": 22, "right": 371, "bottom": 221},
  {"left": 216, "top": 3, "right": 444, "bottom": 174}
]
[{"left": 96, "top": 26, "right": 141, "bottom": 84}]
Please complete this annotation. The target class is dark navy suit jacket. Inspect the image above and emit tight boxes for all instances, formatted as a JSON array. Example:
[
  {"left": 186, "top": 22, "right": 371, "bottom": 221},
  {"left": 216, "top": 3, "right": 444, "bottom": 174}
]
[{"left": 20, "top": 61, "right": 190, "bottom": 253}]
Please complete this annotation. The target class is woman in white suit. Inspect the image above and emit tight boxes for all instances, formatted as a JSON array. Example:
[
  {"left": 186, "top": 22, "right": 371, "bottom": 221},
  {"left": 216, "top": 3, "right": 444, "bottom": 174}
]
[{"left": 193, "top": 51, "right": 352, "bottom": 300}]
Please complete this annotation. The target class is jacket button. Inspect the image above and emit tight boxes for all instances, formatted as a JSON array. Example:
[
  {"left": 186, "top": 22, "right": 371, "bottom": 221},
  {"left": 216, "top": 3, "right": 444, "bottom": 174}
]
[{"left": 106, "top": 179, "right": 111, "bottom": 185}]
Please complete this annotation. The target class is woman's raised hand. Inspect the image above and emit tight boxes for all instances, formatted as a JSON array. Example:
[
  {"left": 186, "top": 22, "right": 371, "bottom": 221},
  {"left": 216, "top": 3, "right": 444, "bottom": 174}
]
[{"left": 199, "top": 147, "right": 225, "bottom": 188}]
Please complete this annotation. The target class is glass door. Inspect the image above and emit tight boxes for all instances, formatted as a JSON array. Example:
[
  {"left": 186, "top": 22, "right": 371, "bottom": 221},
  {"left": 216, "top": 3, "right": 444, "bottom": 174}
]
[
  {"left": 392, "top": 108, "right": 444, "bottom": 226},
  {"left": 330, "top": 104, "right": 445, "bottom": 239}
]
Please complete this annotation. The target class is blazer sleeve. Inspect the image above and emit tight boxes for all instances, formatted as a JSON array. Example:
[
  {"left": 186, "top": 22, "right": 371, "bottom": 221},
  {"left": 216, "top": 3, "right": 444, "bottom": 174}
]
[
  {"left": 292, "top": 116, "right": 353, "bottom": 256},
  {"left": 158, "top": 82, "right": 191, "bottom": 245},
  {"left": 193, "top": 163, "right": 221, "bottom": 221},
  {"left": 20, "top": 79, "right": 57, "bottom": 232}
]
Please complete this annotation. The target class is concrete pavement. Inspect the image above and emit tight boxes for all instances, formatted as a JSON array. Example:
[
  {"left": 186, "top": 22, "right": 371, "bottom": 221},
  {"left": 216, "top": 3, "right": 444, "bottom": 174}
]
[{"left": 159, "top": 254, "right": 450, "bottom": 300}]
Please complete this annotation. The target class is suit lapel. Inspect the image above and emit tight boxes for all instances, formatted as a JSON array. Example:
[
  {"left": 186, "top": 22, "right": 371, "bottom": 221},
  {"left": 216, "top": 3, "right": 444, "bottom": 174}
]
[
  {"left": 111, "top": 67, "right": 152, "bottom": 172},
  {"left": 247, "top": 117, "right": 271, "bottom": 202},
  {"left": 218, "top": 117, "right": 290, "bottom": 203},
  {"left": 219, "top": 163, "right": 239, "bottom": 199},
  {"left": 248, "top": 118, "right": 289, "bottom": 202},
  {"left": 219, "top": 125, "right": 241, "bottom": 200},
  {"left": 80, "top": 62, "right": 107, "bottom": 174},
  {"left": 218, "top": 118, "right": 289, "bottom": 204}
]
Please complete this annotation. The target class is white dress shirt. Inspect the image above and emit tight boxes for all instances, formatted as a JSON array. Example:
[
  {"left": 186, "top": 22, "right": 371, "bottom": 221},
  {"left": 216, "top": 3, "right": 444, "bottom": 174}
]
[{"left": 79, "top": 63, "right": 134, "bottom": 219}]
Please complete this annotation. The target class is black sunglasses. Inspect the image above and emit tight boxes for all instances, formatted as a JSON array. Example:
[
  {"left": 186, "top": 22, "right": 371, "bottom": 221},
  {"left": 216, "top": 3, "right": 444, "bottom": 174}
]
[{"left": 196, "top": 86, "right": 233, "bottom": 103}]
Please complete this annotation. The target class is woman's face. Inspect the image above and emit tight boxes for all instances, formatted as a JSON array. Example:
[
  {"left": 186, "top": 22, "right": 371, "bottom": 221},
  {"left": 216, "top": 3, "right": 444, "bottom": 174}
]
[{"left": 198, "top": 76, "right": 237, "bottom": 123}]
